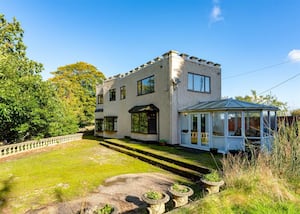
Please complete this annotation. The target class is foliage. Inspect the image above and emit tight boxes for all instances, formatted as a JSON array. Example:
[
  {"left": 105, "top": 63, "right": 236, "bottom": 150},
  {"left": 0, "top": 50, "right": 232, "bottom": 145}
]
[
  {"left": 235, "top": 90, "right": 288, "bottom": 115},
  {"left": 270, "top": 121, "right": 300, "bottom": 182},
  {"left": 144, "top": 190, "right": 163, "bottom": 200},
  {"left": 171, "top": 184, "right": 190, "bottom": 193},
  {"left": 94, "top": 204, "right": 114, "bottom": 214},
  {"left": 203, "top": 170, "right": 222, "bottom": 182},
  {"left": 170, "top": 123, "right": 300, "bottom": 214},
  {"left": 291, "top": 108, "right": 300, "bottom": 116},
  {"left": 50, "top": 62, "right": 105, "bottom": 127},
  {"left": 0, "top": 14, "right": 78, "bottom": 142}
]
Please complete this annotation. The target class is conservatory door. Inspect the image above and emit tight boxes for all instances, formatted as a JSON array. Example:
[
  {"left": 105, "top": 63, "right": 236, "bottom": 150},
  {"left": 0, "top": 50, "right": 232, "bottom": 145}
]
[
  {"left": 190, "top": 113, "right": 210, "bottom": 149},
  {"left": 199, "top": 113, "right": 210, "bottom": 149}
]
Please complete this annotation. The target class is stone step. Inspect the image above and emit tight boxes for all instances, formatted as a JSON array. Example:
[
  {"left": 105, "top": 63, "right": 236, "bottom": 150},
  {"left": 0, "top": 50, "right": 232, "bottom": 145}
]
[{"left": 99, "top": 140, "right": 204, "bottom": 181}]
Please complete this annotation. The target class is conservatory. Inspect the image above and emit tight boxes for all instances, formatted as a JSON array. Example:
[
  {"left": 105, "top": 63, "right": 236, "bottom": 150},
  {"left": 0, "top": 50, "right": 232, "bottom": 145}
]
[{"left": 179, "top": 99, "right": 278, "bottom": 154}]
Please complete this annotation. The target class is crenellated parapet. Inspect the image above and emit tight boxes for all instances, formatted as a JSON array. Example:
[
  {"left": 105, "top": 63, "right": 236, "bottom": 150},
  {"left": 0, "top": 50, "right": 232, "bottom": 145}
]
[{"left": 105, "top": 50, "right": 221, "bottom": 81}]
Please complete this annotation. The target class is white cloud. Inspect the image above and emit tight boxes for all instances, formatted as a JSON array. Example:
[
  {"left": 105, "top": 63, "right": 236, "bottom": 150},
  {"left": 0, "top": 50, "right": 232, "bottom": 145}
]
[
  {"left": 288, "top": 49, "right": 300, "bottom": 62},
  {"left": 210, "top": 4, "right": 223, "bottom": 24}
]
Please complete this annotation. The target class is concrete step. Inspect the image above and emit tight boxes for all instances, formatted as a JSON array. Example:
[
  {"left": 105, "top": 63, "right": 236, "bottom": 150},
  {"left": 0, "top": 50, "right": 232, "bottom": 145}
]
[{"left": 99, "top": 140, "right": 206, "bottom": 181}]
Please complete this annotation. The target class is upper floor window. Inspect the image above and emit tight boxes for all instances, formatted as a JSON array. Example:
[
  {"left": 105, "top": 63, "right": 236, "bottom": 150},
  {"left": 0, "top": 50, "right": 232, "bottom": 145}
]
[
  {"left": 97, "top": 94, "right": 103, "bottom": 104},
  {"left": 120, "top": 86, "right": 126, "bottom": 100},
  {"left": 109, "top": 89, "right": 116, "bottom": 101},
  {"left": 137, "top": 75, "right": 155, "bottom": 96},
  {"left": 188, "top": 73, "right": 210, "bottom": 93}
]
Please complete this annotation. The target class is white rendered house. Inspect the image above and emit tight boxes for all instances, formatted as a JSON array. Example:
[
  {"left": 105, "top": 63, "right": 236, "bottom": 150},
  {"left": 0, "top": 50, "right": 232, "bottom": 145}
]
[{"left": 95, "top": 50, "right": 277, "bottom": 153}]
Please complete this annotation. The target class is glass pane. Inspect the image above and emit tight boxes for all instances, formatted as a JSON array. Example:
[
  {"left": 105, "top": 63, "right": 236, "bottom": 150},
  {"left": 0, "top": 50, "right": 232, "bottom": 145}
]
[
  {"left": 131, "top": 113, "right": 139, "bottom": 132},
  {"left": 270, "top": 111, "right": 276, "bottom": 134},
  {"left": 200, "top": 76, "right": 205, "bottom": 92},
  {"left": 148, "top": 112, "right": 157, "bottom": 134},
  {"left": 205, "top": 76, "right": 210, "bottom": 92},
  {"left": 140, "top": 112, "right": 148, "bottom": 133},
  {"left": 213, "top": 112, "right": 225, "bottom": 136},
  {"left": 228, "top": 112, "right": 242, "bottom": 136},
  {"left": 188, "top": 73, "right": 193, "bottom": 90},
  {"left": 245, "top": 112, "right": 260, "bottom": 137},
  {"left": 194, "top": 75, "right": 201, "bottom": 91},
  {"left": 191, "top": 114, "right": 198, "bottom": 144}
]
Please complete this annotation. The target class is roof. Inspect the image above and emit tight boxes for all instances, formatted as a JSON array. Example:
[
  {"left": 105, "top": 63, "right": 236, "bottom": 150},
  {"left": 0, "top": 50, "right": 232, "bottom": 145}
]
[
  {"left": 128, "top": 104, "right": 159, "bottom": 113},
  {"left": 180, "top": 98, "right": 279, "bottom": 112}
]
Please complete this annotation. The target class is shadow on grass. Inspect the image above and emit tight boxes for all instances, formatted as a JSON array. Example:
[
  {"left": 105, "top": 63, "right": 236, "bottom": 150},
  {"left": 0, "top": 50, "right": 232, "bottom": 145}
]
[{"left": 0, "top": 176, "right": 14, "bottom": 211}]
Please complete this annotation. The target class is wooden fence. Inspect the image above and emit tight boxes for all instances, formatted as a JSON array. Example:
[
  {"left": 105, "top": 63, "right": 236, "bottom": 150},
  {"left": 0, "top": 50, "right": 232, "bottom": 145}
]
[{"left": 0, "top": 133, "right": 83, "bottom": 158}]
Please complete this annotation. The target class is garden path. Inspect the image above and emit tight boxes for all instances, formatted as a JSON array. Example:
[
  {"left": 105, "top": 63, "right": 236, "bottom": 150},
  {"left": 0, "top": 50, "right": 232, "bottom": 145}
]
[{"left": 26, "top": 173, "right": 174, "bottom": 214}]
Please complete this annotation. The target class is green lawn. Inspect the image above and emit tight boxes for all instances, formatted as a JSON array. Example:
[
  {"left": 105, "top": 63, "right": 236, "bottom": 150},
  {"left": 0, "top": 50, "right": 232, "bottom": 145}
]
[{"left": 0, "top": 139, "right": 172, "bottom": 213}]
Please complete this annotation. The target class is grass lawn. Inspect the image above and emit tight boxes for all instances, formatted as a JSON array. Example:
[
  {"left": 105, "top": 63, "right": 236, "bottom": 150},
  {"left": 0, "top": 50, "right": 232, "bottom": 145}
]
[{"left": 0, "top": 139, "right": 174, "bottom": 213}]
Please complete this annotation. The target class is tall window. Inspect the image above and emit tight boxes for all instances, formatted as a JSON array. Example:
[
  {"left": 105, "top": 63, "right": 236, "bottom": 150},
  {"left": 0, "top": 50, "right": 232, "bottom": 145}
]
[
  {"left": 120, "top": 86, "right": 126, "bottom": 100},
  {"left": 245, "top": 111, "right": 260, "bottom": 137},
  {"left": 97, "top": 94, "right": 103, "bottom": 104},
  {"left": 137, "top": 76, "right": 155, "bottom": 96},
  {"left": 131, "top": 112, "right": 157, "bottom": 134},
  {"left": 188, "top": 73, "right": 210, "bottom": 93},
  {"left": 228, "top": 112, "right": 242, "bottom": 136},
  {"left": 104, "top": 117, "right": 117, "bottom": 131},
  {"left": 212, "top": 112, "right": 225, "bottom": 136},
  {"left": 109, "top": 89, "right": 116, "bottom": 101}
]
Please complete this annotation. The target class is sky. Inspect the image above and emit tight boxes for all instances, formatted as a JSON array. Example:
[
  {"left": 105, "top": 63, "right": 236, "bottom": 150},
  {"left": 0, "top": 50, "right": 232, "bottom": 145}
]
[{"left": 1, "top": 0, "right": 300, "bottom": 110}]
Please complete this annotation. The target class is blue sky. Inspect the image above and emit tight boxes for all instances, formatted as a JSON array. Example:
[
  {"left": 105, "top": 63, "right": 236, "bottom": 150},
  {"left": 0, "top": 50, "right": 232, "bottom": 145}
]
[{"left": 1, "top": 0, "right": 300, "bottom": 110}]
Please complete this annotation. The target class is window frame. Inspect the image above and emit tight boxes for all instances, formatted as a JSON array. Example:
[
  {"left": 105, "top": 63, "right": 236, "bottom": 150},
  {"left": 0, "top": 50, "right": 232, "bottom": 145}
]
[
  {"left": 131, "top": 112, "right": 157, "bottom": 134},
  {"left": 120, "top": 86, "right": 126, "bottom": 100},
  {"left": 95, "top": 119, "right": 104, "bottom": 132},
  {"left": 188, "top": 73, "right": 211, "bottom": 93},
  {"left": 109, "top": 88, "right": 116, "bottom": 101},
  {"left": 137, "top": 75, "right": 155, "bottom": 96},
  {"left": 97, "top": 94, "right": 104, "bottom": 104},
  {"left": 104, "top": 116, "right": 117, "bottom": 132}
]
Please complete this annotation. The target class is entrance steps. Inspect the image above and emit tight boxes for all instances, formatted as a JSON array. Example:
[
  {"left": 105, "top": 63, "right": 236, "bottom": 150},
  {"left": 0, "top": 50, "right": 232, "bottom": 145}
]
[{"left": 99, "top": 140, "right": 210, "bottom": 181}]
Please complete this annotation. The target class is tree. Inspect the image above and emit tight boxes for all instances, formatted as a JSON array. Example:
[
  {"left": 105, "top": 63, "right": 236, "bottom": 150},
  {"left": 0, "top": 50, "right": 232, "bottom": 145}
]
[
  {"left": 0, "top": 14, "right": 78, "bottom": 142},
  {"left": 291, "top": 109, "right": 300, "bottom": 116},
  {"left": 235, "top": 90, "right": 288, "bottom": 115},
  {"left": 50, "top": 62, "right": 105, "bottom": 127}
]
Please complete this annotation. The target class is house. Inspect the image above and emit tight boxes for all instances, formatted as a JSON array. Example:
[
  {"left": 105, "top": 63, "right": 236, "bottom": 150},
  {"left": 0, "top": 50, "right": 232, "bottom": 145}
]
[{"left": 95, "top": 50, "right": 278, "bottom": 153}]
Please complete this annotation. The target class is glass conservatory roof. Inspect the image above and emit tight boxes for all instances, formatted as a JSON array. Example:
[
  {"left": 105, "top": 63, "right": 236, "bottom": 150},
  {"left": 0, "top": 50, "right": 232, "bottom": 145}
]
[{"left": 181, "top": 98, "right": 279, "bottom": 112}]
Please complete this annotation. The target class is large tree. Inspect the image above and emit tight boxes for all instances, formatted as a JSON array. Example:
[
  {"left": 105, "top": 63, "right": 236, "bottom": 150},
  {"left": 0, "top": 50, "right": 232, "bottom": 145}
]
[
  {"left": 235, "top": 90, "right": 288, "bottom": 116},
  {"left": 0, "top": 14, "right": 78, "bottom": 142},
  {"left": 50, "top": 62, "right": 105, "bottom": 127}
]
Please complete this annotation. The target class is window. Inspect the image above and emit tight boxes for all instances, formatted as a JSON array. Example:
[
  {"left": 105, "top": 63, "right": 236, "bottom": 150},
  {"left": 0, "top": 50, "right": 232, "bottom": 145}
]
[
  {"left": 137, "top": 76, "right": 155, "bottom": 96},
  {"left": 188, "top": 73, "right": 210, "bottom": 93},
  {"left": 212, "top": 112, "right": 225, "bottom": 136},
  {"left": 95, "top": 119, "right": 104, "bottom": 132},
  {"left": 104, "top": 117, "right": 117, "bottom": 131},
  {"left": 131, "top": 112, "right": 157, "bottom": 134},
  {"left": 97, "top": 94, "right": 103, "bottom": 104},
  {"left": 109, "top": 89, "right": 116, "bottom": 101},
  {"left": 245, "top": 111, "right": 260, "bottom": 137},
  {"left": 228, "top": 112, "right": 242, "bottom": 136},
  {"left": 120, "top": 86, "right": 126, "bottom": 100}
]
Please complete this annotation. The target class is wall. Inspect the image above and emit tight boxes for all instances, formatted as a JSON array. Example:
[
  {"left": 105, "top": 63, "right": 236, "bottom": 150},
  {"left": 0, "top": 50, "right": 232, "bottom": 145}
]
[
  {"left": 0, "top": 133, "right": 83, "bottom": 158},
  {"left": 95, "top": 50, "right": 222, "bottom": 144}
]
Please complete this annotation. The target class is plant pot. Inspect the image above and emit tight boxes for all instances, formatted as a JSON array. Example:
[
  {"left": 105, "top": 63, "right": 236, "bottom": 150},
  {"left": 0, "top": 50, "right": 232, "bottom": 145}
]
[
  {"left": 141, "top": 192, "right": 170, "bottom": 214},
  {"left": 168, "top": 185, "right": 193, "bottom": 207},
  {"left": 201, "top": 179, "right": 224, "bottom": 194}
]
